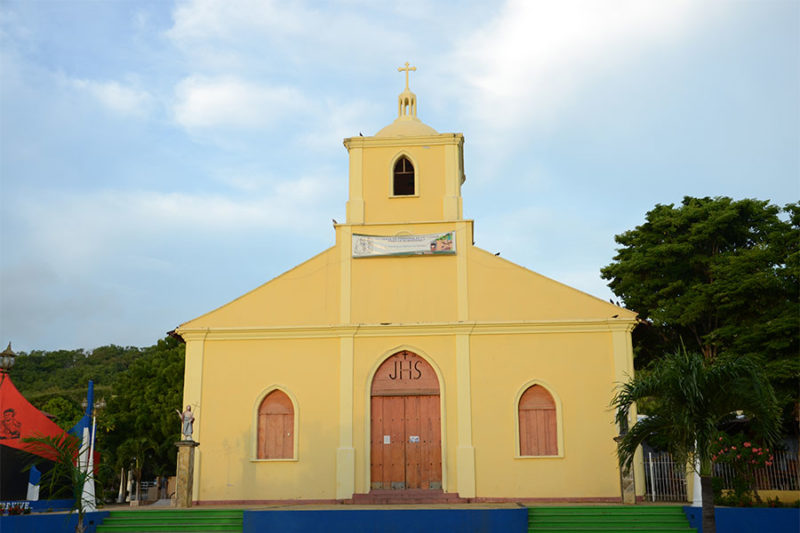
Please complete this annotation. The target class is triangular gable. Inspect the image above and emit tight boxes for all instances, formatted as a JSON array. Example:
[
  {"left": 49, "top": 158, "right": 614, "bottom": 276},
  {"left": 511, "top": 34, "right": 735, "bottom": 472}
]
[{"left": 468, "top": 247, "right": 636, "bottom": 322}]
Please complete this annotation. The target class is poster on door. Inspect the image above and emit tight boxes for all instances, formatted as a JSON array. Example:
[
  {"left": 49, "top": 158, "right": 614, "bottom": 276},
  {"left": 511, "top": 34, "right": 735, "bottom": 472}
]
[{"left": 352, "top": 232, "right": 455, "bottom": 257}]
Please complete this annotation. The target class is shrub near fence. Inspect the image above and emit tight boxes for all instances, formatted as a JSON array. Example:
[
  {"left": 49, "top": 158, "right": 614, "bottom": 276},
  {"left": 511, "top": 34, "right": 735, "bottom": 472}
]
[
  {"left": 644, "top": 450, "right": 798, "bottom": 503},
  {"left": 714, "top": 451, "right": 798, "bottom": 492}
]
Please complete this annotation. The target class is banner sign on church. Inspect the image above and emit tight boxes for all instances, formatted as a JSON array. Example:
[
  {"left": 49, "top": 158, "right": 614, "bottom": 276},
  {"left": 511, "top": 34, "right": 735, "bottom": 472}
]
[{"left": 352, "top": 232, "right": 455, "bottom": 258}]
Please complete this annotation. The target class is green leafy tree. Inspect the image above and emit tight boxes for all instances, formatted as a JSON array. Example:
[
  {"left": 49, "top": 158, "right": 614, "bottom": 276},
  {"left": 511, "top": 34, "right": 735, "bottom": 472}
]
[
  {"left": 13, "top": 344, "right": 143, "bottom": 422},
  {"left": 613, "top": 349, "right": 781, "bottom": 533},
  {"left": 103, "top": 336, "right": 185, "bottom": 485},
  {"left": 601, "top": 197, "right": 799, "bottom": 430},
  {"left": 41, "top": 397, "right": 83, "bottom": 431}
]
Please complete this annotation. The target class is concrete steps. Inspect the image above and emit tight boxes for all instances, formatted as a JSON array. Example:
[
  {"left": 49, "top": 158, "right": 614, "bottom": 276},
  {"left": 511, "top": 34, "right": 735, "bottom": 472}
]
[
  {"left": 95, "top": 509, "right": 243, "bottom": 533},
  {"left": 528, "top": 505, "right": 696, "bottom": 533},
  {"left": 351, "top": 489, "right": 465, "bottom": 504}
]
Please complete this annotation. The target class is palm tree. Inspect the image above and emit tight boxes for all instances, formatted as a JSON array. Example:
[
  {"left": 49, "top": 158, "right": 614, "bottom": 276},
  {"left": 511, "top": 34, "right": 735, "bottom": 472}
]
[
  {"left": 23, "top": 433, "right": 94, "bottom": 533},
  {"left": 117, "top": 436, "right": 157, "bottom": 503},
  {"left": 612, "top": 349, "right": 780, "bottom": 533}
]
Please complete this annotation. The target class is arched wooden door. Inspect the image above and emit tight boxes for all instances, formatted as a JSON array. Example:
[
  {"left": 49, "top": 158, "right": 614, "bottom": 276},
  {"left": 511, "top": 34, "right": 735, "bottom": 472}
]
[{"left": 370, "top": 350, "right": 442, "bottom": 490}]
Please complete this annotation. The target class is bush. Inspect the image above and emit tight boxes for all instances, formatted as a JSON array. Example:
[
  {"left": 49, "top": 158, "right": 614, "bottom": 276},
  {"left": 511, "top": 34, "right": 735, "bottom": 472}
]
[{"left": 710, "top": 433, "right": 774, "bottom": 504}]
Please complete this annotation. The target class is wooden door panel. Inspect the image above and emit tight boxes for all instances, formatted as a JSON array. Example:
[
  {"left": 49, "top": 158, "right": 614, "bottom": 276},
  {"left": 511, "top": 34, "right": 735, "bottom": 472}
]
[
  {"left": 403, "top": 395, "right": 441, "bottom": 489},
  {"left": 419, "top": 395, "right": 442, "bottom": 487},
  {"left": 280, "top": 413, "right": 293, "bottom": 458},
  {"left": 387, "top": 396, "right": 405, "bottom": 488},
  {"left": 370, "top": 397, "right": 384, "bottom": 488},
  {"left": 257, "top": 413, "right": 267, "bottom": 458},
  {"left": 520, "top": 409, "right": 557, "bottom": 456},
  {"left": 404, "top": 396, "right": 422, "bottom": 489},
  {"left": 370, "top": 396, "right": 406, "bottom": 489}
]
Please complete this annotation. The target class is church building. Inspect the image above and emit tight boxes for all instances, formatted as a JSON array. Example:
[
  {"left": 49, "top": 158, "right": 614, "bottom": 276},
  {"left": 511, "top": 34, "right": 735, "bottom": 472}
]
[{"left": 174, "top": 65, "right": 641, "bottom": 504}]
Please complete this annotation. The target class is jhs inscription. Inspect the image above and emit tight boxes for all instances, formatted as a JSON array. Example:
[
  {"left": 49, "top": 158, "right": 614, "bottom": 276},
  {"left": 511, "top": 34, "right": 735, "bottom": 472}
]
[
  {"left": 372, "top": 351, "right": 439, "bottom": 396},
  {"left": 388, "top": 358, "right": 423, "bottom": 380}
]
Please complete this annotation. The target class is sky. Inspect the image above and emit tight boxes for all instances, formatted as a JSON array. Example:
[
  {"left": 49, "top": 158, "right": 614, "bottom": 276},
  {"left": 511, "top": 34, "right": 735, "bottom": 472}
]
[{"left": 1, "top": 0, "right": 798, "bottom": 352}]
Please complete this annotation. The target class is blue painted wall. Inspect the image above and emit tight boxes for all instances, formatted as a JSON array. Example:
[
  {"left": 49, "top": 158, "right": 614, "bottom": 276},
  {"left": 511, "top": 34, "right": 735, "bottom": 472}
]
[
  {"left": 1, "top": 498, "right": 73, "bottom": 512},
  {"left": 243, "top": 507, "right": 528, "bottom": 533},
  {"left": 683, "top": 506, "right": 800, "bottom": 533},
  {"left": 0, "top": 510, "right": 109, "bottom": 533}
]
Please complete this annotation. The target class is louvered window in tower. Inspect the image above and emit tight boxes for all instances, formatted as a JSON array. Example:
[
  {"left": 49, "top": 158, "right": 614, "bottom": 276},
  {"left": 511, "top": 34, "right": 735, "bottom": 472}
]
[{"left": 393, "top": 156, "right": 415, "bottom": 196}]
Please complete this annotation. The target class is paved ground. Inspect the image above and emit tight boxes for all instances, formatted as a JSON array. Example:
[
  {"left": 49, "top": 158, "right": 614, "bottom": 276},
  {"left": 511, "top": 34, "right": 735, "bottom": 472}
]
[{"left": 97, "top": 500, "right": 687, "bottom": 511}]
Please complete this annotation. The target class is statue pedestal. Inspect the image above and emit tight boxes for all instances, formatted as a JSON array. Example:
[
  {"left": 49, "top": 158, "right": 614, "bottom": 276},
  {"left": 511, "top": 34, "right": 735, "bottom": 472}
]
[
  {"left": 174, "top": 440, "right": 199, "bottom": 508},
  {"left": 614, "top": 436, "right": 637, "bottom": 504}
]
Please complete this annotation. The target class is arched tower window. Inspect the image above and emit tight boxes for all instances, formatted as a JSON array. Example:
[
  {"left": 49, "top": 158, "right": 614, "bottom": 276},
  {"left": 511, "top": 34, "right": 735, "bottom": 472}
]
[
  {"left": 393, "top": 156, "right": 415, "bottom": 196},
  {"left": 257, "top": 389, "right": 294, "bottom": 459},
  {"left": 518, "top": 384, "right": 557, "bottom": 456}
]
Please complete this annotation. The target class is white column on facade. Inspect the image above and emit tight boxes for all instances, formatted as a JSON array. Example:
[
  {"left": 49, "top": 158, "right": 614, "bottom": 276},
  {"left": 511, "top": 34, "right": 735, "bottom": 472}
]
[
  {"left": 181, "top": 331, "right": 207, "bottom": 502},
  {"left": 454, "top": 224, "right": 475, "bottom": 497},
  {"left": 336, "top": 226, "right": 356, "bottom": 499},
  {"left": 442, "top": 141, "right": 462, "bottom": 220},
  {"left": 455, "top": 333, "right": 476, "bottom": 497},
  {"left": 336, "top": 334, "right": 356, "bottom": 499},
  {"left": 345, "top": 145, "right": 364, "bottom": 224},
  {"left": 339, "top": 226, "right": 352, "bottom": 324},
  {"left": 611, "top": 325, "right": 644, "bottom": 498}
]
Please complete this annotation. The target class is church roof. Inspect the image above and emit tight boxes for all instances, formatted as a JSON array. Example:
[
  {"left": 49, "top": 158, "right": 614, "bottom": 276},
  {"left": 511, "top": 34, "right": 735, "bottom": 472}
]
[{"left": 375, "top": 116, "right": 438, "bottom": 137}]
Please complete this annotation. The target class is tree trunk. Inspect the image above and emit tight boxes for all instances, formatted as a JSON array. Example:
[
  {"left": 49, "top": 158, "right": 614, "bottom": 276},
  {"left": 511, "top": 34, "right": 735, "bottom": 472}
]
[
  {"left": 701, "top": 475, "right": 716, "bottom": 533},
  {"left": 75, "top": 510, "right": 86, "bottom": 533}
]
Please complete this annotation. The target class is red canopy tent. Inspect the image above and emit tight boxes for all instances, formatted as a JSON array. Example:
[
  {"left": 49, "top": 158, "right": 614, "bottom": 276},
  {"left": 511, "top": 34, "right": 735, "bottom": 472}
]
[
  {"left": 0, "top": 373, "right": 76, "bottom": 461},
  {"left": 0, "top": 369, "right": 94, "bottom": 501}
]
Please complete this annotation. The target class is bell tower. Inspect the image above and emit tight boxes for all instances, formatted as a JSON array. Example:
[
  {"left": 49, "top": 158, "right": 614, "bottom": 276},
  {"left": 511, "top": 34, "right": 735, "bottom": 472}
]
[{"left": 343, "top": 63, "right": 465, "bottom": 226}]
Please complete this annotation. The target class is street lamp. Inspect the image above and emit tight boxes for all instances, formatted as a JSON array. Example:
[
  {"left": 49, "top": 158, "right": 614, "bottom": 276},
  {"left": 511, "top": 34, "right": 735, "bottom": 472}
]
[{"left": 0, "top": 342, "right": 16, "bottom": 372}]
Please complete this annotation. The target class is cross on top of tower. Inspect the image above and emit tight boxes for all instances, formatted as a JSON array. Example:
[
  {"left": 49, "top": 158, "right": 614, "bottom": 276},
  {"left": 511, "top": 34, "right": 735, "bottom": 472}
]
[{"left": 398, "top": 62, "right": 416, "bottom": 90}]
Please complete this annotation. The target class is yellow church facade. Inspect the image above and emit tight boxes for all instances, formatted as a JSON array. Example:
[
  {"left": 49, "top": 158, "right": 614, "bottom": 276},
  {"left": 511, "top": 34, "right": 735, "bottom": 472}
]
[{"left": 175, "top": 68, "right": 642, "bottom": 504}]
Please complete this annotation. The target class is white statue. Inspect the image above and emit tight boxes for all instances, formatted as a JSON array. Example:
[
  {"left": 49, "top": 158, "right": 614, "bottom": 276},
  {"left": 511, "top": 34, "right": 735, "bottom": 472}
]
[{"left": 176, "top": 406, "right": 194, "bottom": 441}]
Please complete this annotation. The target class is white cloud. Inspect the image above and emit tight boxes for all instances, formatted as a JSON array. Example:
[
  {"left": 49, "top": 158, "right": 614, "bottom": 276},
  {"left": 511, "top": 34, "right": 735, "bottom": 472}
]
[
  {"left": 70, "top": 78, "right": 154, "bottom": 117},
  {"left": 446, "top": 0, "right": 703, "bottom": 131},
  {"left": 165, "top": 0, "right": 407, "bottom": 70},
  {"left": 14, "top": 176, "right": 337, "bottom": 268},
  {"left": 166, "top": 0, "right": 306, "bottom": 43},
  {"left": 172, "top": 76, "right": 307, "bottom": 130}
]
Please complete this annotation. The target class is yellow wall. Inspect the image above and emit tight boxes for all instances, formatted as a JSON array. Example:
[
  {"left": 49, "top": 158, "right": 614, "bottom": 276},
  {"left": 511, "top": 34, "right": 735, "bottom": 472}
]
[
  {"left": 194, "top": 338, "right": 340, "bottom": 501},
  {"left": 470, "top": 333, "right": 620, "bottom": 498},
  {"left": 349, "top": 237, "right": 458, "bottom": 325},
  {"left": 362, "top": 145, "right": 446, "bottom": 223},
  {"left": 344, "top": 134, "right": 464, "bottom": 225},
  {"left": 183, "top": 324, "right": 632, "bottom": 501}
]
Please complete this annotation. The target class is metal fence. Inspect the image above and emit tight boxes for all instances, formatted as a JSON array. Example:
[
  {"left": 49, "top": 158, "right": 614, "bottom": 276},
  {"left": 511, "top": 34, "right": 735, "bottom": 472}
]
[
  {"left": 644, "top": 452, "right": 688, "bottom": 502},
  {"left": 713, "top": 451, "right": 799, "bottom": 491},
  {"left": 643, "top": 451, "right": 799, "bottom": 502}
]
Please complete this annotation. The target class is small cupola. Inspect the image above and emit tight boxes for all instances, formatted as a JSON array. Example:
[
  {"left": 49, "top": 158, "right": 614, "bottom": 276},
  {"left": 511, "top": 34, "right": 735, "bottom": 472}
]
[{"left": 375, "top": 62, "right": 438, "bottom": 137}]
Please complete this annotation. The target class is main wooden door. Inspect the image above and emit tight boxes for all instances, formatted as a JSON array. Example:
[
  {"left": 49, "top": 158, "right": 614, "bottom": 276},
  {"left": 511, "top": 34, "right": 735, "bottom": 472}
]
[{"left": 370, "top": 351, "right": 442, "bottom": 490}]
